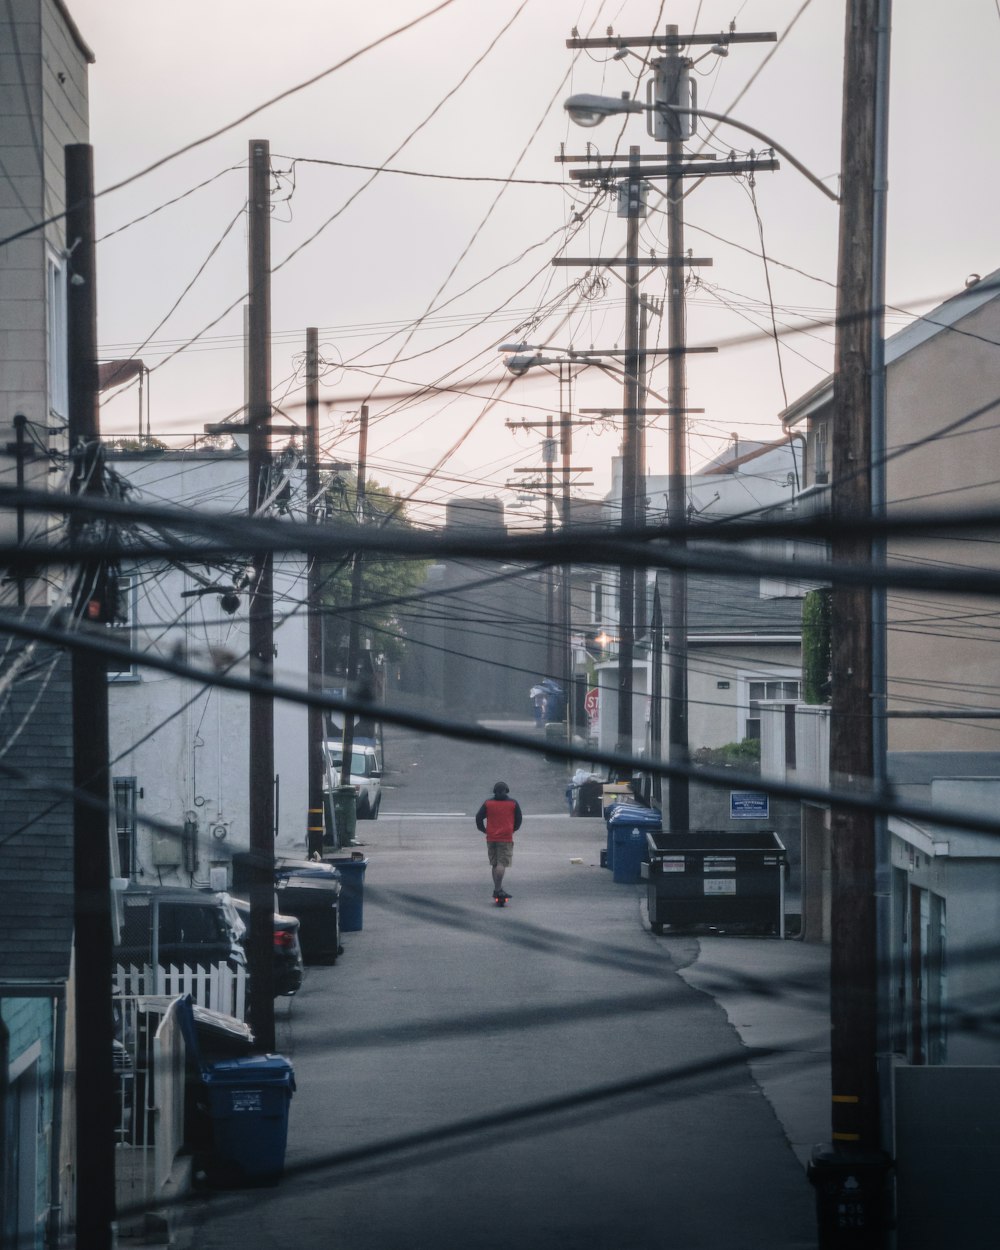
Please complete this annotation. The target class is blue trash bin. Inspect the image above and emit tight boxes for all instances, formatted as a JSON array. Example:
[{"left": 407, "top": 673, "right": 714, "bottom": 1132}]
[
  {"left": 201, "top": 1055, "right": 295, "bottom": 1186},
  {"left": 608, "top": 805, "right": 662, "bottom": 884},
  {"left": 327, "top": 856, "right": 368, "bottom": 932}
]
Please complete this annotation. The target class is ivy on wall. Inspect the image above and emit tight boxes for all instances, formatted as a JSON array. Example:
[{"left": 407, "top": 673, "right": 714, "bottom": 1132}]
[{"left": 802, "top": 587, "right": 832, "bottom": 704}]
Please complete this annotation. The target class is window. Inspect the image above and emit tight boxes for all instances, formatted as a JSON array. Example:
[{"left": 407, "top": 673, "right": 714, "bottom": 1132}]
[
  {"left": 47, "top": 251, "right": 68, "bottom": 417},
  {"left": 113, "top": 776, "right": 137, "bottom": 878},
  {"left": 745, "top": 678, "right": 800, "bottom": 741},
  {"left": 108, "top": 573, "right": 138, "bottom": 680}
]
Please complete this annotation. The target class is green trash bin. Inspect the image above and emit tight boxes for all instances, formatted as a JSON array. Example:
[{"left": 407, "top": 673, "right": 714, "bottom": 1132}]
[
  {"left": 201, "top": 1055, "right": 295, "bottom": 1186},
  {"left": 332, "top": 784, "right": 358, "bottom": 847}
]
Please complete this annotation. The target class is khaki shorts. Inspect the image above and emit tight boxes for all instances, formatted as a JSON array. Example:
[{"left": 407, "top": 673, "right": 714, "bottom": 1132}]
[{"left": 487, "top": 841, "right": 513, "bottom": 867}]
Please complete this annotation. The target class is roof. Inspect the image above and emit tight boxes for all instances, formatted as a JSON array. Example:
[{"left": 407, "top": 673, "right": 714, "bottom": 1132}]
[
  {"left": 0, "top": 625, "right": 75, "bottom": 991},
  {"left": 780, "top": 268, "right": 1000, "bottom": 428},
  {"left": 53, "top": 0, "right": 96, "bottom": 63},
  {"left": 655, "top": 562, "right": 802, "bottom": 638}
]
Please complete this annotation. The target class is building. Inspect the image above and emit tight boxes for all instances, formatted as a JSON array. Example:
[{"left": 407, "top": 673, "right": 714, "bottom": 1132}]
[
  {"left": 105, "top": 445, "right": 311, "bottom": 886},
  {"left": 0, "top": 3, "right": 93, "bottom": 1244},
  {"left": 591, "top": 441, "right": 804, "bottom": 761},
  {"left": 769, "top": 270, "right": 1000, "bottom": 1061}
]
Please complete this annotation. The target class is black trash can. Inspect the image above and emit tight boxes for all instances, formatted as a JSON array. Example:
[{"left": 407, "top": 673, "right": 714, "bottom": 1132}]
[
  {"left": 643, "top": 829, "right": 786, "bottom": 935},
  {"left": 576, "top": 779, "right": 603, "bottom": 818},
  {"left": 201, "top": 1055, "right": 296, "bottom": 1186},
  {"left": 274, "top": 861, "right": 342, "bottom": 964},
  {"left": 807, "top": 1146, "right": 893, "bottom": 1248}
]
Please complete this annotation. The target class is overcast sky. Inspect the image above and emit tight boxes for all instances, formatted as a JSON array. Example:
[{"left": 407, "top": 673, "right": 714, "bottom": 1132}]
[{"left": 68, "top": 0, "right": 1000, "bottom": 524}]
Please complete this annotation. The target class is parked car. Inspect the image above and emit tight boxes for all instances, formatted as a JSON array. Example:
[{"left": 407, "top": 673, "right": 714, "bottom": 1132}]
[
  {"left": 115, "top": 887, "right": 246, "bottom": 972},
  {"left": 324, "top": 741, "right": 383, "bottom": 819},
  {"left": 229, "top": 897, "right": 304, "bottom": 996}
]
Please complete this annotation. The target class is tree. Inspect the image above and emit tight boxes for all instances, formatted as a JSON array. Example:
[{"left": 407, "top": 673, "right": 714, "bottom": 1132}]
[{"left": 320, "top": 474, "right": 427, "bottom": 672}]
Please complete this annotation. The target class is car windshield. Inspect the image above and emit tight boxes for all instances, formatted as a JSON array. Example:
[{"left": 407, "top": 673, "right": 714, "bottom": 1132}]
[{"left": 328, "top": 750, "right": 369, "bottom": 776}]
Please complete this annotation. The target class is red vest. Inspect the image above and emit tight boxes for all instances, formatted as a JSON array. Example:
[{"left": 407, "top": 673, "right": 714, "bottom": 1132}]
[{"left": 483, "top": 798, "right": 517, "bottom": 841}]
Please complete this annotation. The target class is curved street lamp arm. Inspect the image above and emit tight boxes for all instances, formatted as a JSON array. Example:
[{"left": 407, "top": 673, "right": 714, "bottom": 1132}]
[{"left": 661, "top": 104, "right": 839, "bottom": 204}]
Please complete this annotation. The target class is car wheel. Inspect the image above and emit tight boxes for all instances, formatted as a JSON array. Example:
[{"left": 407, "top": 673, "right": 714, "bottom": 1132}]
[
  {"left": 371, "top": 795, "right": 380, "bottom": 820},
  {"left": 357, "top": 795, "right": 371, "bottom": 820}
]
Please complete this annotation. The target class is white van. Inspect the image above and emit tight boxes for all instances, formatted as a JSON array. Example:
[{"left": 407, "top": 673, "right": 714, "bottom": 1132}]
[{"left": 323, "top": 742, "right": 383, "bottom": 819}]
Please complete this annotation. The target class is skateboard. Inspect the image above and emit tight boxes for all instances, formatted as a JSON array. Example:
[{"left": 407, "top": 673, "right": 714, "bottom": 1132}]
[{"left": 493, "top": 889, "right": 510, "bottom": 907}]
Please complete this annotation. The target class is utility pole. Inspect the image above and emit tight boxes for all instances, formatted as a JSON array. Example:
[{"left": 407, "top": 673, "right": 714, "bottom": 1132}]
[
  {"left": 66, "top": 141, "right": 115, "bottom": 1250},
  {"left": 813, "top": 1, "right": 894, "bottom": 1235},
  {"left": 564, "top": 24, "right": 776, "bottom": 823},
  {"left": 247, "top": 138, "right": 276, "bottom": 1047},
  {"left": 337, "top": 404, "right": 369, "bottom": 845},
  {"left": 662, "top": 31, "right": 691, "bottom": 834},
  {"left": 617, "top": 146, "right": 642, "bottom": 757},
  {"left": 506, "top": 379, "right": 593, "bottom": 741},
  {"left": 305, "top": 328, "right": 325, "bottom": 858}
]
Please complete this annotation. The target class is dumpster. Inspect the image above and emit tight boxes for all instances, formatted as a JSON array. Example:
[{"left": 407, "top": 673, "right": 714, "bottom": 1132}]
[
  {"left": 643, "top": 830, "right": 786, "bottom": 935},
  {"left": 273, "top": 860, "right": 342, "bottom": 964},
  {"left": 327, "top": 855, "right": 368, "bottom": 932},
  {"left": 201, "top": 1055, "right": 296, "bottom": 1186},
  {"left": 607, "top": 804, "right": 662, "bottom": 885}
]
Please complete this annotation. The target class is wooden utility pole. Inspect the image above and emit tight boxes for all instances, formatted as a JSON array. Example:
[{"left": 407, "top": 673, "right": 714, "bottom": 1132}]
[
  {"left": 247, "top": 139, "right": 276, "bottom": 1046},
  {"left": 305, "top": 328, "right": 325, "bottom": 857},
  {"left": 564, "top": 25, "right": 773, "bottom": 813},
  {"left": 339, "top": 404, "right": 369, "bottom": 815},
  {"left": 617, "top": 146, "right": 642, "bottom": 756},
  {"left": 66, "top": 141, "right": 115, "bottom": 1250},
  {"left": 808, "top": 5, "right": 894, "bottom": 1239},
  {"left": 828, "top": 0, "right": 881, "bottom": 1156},
  {"left": 662, "top": 30, "right": 691, "bottom": 834}
]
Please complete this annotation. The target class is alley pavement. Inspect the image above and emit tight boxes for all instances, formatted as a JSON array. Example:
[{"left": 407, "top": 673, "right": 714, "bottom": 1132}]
[{"left": 182, "top": 742, "right": 832, "bottom": 1249}]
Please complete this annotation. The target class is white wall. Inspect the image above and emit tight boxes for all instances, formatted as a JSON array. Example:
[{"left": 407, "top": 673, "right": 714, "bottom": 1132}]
[{"left": 108, "top": 452, "right": 310, "bottom": 888}]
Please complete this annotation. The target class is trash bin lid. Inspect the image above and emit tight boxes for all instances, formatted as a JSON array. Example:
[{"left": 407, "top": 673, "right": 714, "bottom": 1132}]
[
  {"left": 607, "top": 804, "right": 662, "bottom": 828},
  {"left": 202, "top": 1054, "right": 296, "bottom": 1090},
  {"left": 275, "top": 858, "right": 342, "bottom": 881}
]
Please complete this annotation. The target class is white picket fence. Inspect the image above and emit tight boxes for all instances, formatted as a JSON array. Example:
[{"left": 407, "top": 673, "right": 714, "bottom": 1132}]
[
  {"left": 113, "top": 961, "right": 248, "bottom": 1021},
  {"left": 152, "top": 999, "right": 187, "bottom": 1193}
]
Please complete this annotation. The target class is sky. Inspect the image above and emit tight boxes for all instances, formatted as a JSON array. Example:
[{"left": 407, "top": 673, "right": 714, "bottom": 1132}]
[{"left": 68, "top": 0, "right": 1000, "bottom": 527}]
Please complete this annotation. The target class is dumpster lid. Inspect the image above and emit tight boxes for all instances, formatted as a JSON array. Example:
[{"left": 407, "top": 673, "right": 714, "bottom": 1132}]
[{"left": 647, "top": 829, "right": 785, "bottom": 853}]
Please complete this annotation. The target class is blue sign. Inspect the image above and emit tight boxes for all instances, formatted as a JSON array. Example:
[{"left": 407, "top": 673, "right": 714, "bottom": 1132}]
[{"left": 730, "top": 791, "right": 769, "bottom": 820}]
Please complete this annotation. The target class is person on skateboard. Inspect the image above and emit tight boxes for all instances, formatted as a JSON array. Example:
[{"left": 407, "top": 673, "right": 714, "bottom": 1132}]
[{"left": 475, "top": 780, "right": 522, "bottom": 903}]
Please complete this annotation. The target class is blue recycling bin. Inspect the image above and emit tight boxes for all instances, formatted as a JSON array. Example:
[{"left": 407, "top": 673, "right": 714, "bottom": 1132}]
[
  {"left": 608, "top": 805, "right": 662, "bottom": 884},
  {"left": 201, "top": 1055, "right": 295, "bottom": 1186},
  {"left": 604, "top": 801, "right": 653, "bottom": 873},
  {"left": 327, "top": 856, "right": 368, "bottom": 932}
]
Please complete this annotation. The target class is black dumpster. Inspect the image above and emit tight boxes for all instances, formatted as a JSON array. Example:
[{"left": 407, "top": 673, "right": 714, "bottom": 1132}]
[
  {"left": 273, "top": 861, "right": 342, "bottom": 964},
  {"left": 642, "top": 830, "right": 786, "bottom": 935},
  {"left": 201, "top": 1055, "right": 296, "bottom": 1186}
]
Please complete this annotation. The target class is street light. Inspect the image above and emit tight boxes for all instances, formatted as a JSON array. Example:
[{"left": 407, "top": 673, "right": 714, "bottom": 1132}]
[
  {"left": 564, "top": 92, "right": 644, "bottom": 128},
  {"left": 563, "top": 93, "right": 839, "bottom": 203}
]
